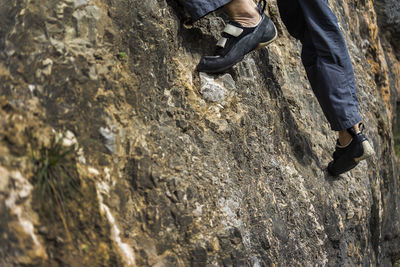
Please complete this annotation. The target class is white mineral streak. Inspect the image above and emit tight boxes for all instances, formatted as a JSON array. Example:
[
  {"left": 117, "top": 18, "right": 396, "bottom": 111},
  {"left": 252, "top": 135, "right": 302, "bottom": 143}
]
[
  {"left": 102, "top": 205, "right": 135, "bottom": 266},
  {"left": 77, "top": 147, "right": 87, "bottom": 164},
  {"left": 88, "top": 167, "right": 100, "bottom": 176},
  {"left": 96, "top": 180, "right": 135, "bottom": 266},
  {"left": 4, "top": 170, "right": 47, "bottom": 259}
]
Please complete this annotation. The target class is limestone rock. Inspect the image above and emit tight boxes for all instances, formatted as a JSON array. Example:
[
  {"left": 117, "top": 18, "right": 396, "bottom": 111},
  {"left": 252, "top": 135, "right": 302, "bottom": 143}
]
[
  {"left": 0, "top": 0, "right": 400, "bottom": 266},
  {"left": 199, "top": 72, "right": 236, "bottom": 104}
]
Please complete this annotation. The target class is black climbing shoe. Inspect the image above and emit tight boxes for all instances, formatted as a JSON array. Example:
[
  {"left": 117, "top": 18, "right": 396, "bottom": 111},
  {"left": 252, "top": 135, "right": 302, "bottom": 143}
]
[
  {"left": 327, "top": 126, "right": 374, "bottom": 176},
  {"left": 197, "top": 0, "right": 277, "bottom": 73}
]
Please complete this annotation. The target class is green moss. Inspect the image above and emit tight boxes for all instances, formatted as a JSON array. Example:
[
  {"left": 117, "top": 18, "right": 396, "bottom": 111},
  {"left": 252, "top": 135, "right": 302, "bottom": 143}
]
[
  {"left": 117, "top": 51, "right": 127, "bottom": 60},
  {"left": 269, "top": 7, "right": 278, "bottom": 16}
]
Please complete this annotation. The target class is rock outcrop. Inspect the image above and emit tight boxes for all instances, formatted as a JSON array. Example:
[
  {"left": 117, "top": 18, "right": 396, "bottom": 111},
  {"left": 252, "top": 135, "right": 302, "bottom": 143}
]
[{"left": 1, "top": 0, "right": 400, "bottom": 266}]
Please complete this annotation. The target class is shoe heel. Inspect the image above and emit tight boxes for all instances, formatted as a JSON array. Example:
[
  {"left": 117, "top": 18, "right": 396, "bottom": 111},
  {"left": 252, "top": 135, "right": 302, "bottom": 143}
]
[
  {"left": 354, "top": 140, "right": 374, "bottom": 162},
  {"left": 256, "top": 24, "right": 278, "bottom": 49}
]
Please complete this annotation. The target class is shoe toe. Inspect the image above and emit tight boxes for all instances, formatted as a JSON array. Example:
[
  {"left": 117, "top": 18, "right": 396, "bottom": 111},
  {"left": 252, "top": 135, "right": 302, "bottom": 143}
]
[
  {"left": 197, "top": 55, "right": 231, "bottom": 73},
  {"left": 327, "top": 162, "right": 337, "bottom": 176}
]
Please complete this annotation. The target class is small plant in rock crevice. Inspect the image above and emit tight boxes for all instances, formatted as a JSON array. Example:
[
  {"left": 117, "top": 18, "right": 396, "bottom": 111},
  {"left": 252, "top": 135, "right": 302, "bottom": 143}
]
[
  {"left": 117, "top": 51, "right": 127, "bottom": 60},
  {"left": 31, "top": 134, "right": 81, "bottom": 244}
]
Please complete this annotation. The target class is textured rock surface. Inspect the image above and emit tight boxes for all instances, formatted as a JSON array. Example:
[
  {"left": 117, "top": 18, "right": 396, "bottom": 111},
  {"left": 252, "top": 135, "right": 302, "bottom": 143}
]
[
  {"left": 373, "top": 0, "right": 400, "bottom": 103},
  {"left": 375, "top": 0, "right": 400, "bottom": 52},
  {"left": 1, "top": 0, "right": 400, "bottom": 266}
]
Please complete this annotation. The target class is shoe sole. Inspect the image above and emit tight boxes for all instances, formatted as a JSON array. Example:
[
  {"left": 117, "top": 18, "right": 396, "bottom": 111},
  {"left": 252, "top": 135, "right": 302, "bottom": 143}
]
[
  {"left": 199, "top": 57, "right": 244, "bottom": 73},
  {"left": 354, "top": 140, "right": 374, "bottom": 163}
]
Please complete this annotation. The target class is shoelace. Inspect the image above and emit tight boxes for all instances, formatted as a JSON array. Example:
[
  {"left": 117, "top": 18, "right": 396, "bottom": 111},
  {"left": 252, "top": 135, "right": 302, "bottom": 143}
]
[
  {"left": 346, "top": 122, "right": 364, "bottom": 138},
  {"left": 257, "top": 0, "right": 267, "bottom": 14}
]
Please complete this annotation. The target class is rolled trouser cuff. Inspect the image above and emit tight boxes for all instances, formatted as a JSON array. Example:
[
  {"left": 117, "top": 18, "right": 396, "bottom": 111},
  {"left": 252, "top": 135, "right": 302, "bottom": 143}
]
[
  {"left": 183, "top": 0, "right": 232, "bottom": 21},
  {"left": 332, "top": 116, "right": 362, "bottom": 132}
]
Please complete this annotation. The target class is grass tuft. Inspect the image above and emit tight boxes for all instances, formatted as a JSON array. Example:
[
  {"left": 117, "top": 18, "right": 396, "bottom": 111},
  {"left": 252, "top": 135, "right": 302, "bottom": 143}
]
[{"left": 31, "top": 134, "right": 80, "bottom": 243}]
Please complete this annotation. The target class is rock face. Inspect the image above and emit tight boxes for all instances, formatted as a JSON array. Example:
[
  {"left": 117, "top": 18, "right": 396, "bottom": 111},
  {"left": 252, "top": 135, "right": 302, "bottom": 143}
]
[
  {"left": 375, "top": 0, "right": 400, "bottom": 52},
  {"left": 1, "top": 0, "right": 400, "bottom": 266},
  {"left": 374, "top": 0, "right": 400, "bottom": 103}
]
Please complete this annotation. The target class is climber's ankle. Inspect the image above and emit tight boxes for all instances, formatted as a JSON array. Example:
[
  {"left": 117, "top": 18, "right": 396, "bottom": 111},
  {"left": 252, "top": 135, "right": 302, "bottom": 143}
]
[
  {"left": 224, "top": 0, "right": 261, "bottom": 27},
  {"left": 338, "top": 124, "right": 360, "bottom": 146},
  {"left": 338, "top": 130, "right": 352, "bottom": 147}
]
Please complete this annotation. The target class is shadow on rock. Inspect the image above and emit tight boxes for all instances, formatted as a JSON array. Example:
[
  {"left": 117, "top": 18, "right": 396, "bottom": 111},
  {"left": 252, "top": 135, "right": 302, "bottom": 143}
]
[{"left": 255, "top": 48, "right": 322, "bottom": 169}]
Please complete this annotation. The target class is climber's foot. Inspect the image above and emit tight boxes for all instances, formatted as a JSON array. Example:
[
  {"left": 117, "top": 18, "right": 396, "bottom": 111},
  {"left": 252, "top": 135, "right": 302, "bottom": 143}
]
[
  {"left": 327, "top": 126, "right": 374, "bottom": 176},
  {"left": 197, "top": 0, "right": 277, "bottom": 73}
]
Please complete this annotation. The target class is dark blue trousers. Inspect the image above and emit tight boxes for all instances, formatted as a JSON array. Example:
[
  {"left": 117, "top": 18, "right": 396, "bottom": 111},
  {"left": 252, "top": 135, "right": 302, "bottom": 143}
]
[{"left": 183, "top": 0, "right": 362, "bottom": 131}]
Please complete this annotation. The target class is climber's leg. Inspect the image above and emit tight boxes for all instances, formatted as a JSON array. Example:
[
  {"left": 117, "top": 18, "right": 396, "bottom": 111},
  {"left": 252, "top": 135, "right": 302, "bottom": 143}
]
[
  {"left": 276, "top": 0, "right": 305, "bottom": 40},
  {"left": 277, "top": 0, "right": 373, "bottom": 175},
  {"left": 301, "top": 27, "right": 361, "bottom": 146},
  {"left": 277, "top": 0, "right": 360, "bottom": 132},
  {"left": 298, "top": 0, "right": 361, "bottom": 131}
]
